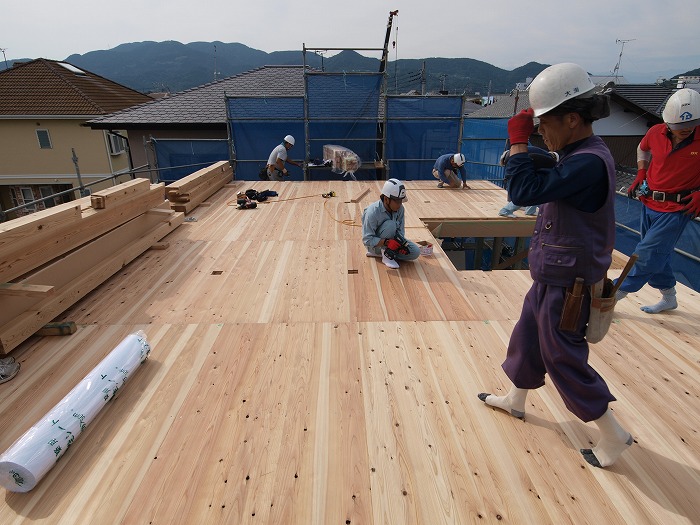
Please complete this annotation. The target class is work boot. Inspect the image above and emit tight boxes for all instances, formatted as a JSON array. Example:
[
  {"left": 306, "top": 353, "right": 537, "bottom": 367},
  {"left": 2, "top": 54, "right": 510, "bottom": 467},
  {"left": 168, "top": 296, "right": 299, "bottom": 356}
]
[
  {"left": 498, "top": 208, "right": 517, "bottom": 218},
  {"left": 381, "top": 248, "right": 400, "bottom": 269},
  {"left": 0, "top": 361, "right": 20, "bottom": 384}
]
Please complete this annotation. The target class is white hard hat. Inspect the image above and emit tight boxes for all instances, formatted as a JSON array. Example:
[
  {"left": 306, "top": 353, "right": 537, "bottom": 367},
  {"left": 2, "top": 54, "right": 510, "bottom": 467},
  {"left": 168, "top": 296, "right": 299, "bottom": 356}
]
[
  {"left": 381, "top": 178, "right": 408, "bottom": 201},
  {"left": 528, "top": 63, "right": 596, "bottom": 117},
  {"left": 453, "top": 153, "right": 465, "bottom": 167},
  {"left": 662, "top": 88, "right": 700, "bottom": 130},
  {"left": 283, "top": 135, "right": 295, "bottom": 146}
]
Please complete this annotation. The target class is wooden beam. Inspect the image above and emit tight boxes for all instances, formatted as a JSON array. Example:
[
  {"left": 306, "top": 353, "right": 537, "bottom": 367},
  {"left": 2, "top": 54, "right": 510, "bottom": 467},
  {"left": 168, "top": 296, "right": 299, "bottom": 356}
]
[
  {"left": 0, "top": 183, "right": 166, "bottom": 284},
  {"left": 0, "top": 283, "right": 55, "bottom": 297},
  {"left": 90, "top": 178, "right": 152, "bottom": 209},
  {"left": 34, "top": 321, "right": 77, "bottom": 336},
  {"left": 425, "top": 218, "right": 536, "bottom": 238},
  {"left": 0, "top": 210, "right": 184, "bottom": 353},
  {"left": 346, "top": 188, "right": 370, "bottom": 203}
]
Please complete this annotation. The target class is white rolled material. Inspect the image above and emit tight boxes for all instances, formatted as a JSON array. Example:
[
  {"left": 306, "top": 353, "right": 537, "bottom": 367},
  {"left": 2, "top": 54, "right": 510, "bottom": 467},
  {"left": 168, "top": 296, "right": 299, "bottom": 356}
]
[{"left": 0, "top": 331, "right": 151, "bottom": 492}]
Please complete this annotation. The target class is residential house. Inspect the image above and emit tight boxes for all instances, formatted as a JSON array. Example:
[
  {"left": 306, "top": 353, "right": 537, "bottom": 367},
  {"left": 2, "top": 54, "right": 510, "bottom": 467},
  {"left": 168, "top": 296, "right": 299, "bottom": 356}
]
[
  {"left": 463, "top": 83, "right": 674, "bottom": 179},
  {"left": 88, "top": 65, "right": 307, "bottom": 182},
  {"left": 0, "top": 59, "right": 152, "bottom": 219}
]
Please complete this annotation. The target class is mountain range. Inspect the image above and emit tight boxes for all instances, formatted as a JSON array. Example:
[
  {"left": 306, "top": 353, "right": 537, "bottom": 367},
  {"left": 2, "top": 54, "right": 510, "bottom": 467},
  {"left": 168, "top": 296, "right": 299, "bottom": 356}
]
[{"left": 3, "top": 40, "right": 699, "bottom": 95}]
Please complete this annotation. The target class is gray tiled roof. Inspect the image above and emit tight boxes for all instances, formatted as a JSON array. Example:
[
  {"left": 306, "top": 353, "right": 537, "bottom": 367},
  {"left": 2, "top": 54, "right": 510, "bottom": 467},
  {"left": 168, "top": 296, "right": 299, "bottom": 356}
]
[
  {"left": 467, "top": 84, "right": 675, "bottom": 120},
  {"left": 467, "top": 93, "right": 529, "bottom": 119},
  {"left": 89, "top": 65, "right": 306, "bottom": 128},
  {"left": 610, "top": 84, "right": 673, "bottom": 118}
]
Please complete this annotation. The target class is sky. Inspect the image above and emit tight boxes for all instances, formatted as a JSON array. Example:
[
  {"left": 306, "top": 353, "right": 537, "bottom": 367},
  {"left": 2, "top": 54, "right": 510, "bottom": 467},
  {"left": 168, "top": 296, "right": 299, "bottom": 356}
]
[{"left": 2, "top": 0, "right": 698, "bottom": 83}]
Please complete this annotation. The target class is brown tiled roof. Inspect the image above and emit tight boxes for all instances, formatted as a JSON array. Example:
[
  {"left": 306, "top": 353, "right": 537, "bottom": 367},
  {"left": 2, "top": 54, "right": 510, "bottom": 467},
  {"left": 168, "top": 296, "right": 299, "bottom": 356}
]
[
  {"left": 0, "top": 58, "right": 151, "bottom": 116},
  {"left": 88, "top": 65, "right": 307, "bottom": 129}
]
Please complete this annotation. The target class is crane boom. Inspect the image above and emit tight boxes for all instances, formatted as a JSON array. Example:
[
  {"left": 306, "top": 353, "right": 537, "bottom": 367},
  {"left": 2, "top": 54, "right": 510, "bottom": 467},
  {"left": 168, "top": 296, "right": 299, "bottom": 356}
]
[{"left": 379, "top": 10, "right": 398, "bottom": 74}]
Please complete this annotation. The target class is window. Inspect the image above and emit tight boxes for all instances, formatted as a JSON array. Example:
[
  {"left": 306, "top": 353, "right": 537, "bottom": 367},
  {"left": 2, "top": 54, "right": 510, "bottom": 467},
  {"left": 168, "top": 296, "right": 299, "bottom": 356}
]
[
  {"left": 36, "top": 129, "right": 52, "bottom": 149},
  {"left": 39, "top": 186, "right": 58, "bottom": 208},
  {"left": 108, "top": 133, "right": 126, "bottom": 155},
  {"left": 20, "top": 187, "right": 36, "bottom": 212}
]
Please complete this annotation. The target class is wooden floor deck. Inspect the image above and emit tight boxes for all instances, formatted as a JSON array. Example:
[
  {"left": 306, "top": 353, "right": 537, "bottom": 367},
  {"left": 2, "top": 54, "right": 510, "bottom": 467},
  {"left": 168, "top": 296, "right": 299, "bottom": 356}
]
[{"left": 1, "top": 180, "right": 699, "bottom": 524}]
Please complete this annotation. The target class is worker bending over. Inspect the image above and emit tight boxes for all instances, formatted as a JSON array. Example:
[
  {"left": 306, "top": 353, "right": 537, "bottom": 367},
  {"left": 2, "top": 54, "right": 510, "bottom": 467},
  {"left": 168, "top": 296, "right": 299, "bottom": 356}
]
[{"left": 432, "top": 153, "right": 469, "bottom": 188}]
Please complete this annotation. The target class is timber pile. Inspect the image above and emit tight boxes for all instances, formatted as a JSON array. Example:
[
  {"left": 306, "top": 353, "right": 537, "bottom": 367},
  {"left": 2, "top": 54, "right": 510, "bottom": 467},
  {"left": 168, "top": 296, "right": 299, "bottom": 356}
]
[
  {"left": 0, "top": 179, "right": 183, "bottom": 354},
  {"left": 165, "top": 160, "right": 233, "bottom": 214}
]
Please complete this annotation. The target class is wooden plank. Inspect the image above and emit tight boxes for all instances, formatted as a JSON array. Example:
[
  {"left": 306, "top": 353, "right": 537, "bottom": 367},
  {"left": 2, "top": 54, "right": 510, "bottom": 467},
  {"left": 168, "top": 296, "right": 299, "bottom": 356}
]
[{"left": 0, "top": 283, "right": 54, "bottom": 297}]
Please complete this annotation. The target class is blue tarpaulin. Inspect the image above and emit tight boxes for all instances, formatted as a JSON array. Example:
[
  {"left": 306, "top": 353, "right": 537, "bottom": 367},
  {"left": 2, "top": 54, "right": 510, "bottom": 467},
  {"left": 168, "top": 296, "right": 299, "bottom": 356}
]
[{"left": 152, "top": 138, "right": 228, "bottom": 182}]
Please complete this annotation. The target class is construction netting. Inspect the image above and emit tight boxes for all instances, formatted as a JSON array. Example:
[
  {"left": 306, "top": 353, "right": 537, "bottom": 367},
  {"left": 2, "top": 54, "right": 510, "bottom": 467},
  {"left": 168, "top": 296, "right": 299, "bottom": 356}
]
[
  {"left": 226, "top": 74, "right": 471, "bottom": 181},
  {"left": 385, "top": 95, "right": 463, "bottom": 181},
  {"left": 461, "top": 119, "right": 510, "bottom": 185},
  {"left": 151, "top": 138, "right": 228, "bottom": 182}
]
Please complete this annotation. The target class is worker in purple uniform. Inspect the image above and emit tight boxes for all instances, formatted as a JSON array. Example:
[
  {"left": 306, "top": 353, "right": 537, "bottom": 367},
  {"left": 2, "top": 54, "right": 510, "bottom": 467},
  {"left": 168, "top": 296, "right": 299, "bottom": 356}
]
[{"left": 478, "top": 63, "right": 633, "bottom": 468}]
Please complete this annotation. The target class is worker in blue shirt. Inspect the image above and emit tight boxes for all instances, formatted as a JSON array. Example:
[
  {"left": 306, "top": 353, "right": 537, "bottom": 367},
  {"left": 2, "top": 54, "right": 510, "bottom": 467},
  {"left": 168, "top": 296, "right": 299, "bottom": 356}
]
[
  {"left": 432, "top": 153, "right": 469, "bottom": 188},
  {"left": 362, "top": 179, "right": 420, "bottom": 269}
]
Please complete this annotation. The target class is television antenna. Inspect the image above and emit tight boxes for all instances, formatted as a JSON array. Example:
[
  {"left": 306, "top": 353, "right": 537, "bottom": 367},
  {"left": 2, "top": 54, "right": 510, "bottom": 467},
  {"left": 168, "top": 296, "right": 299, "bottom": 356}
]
[
  {"left": 0, "top": 48, "right": 8, "bottom": 69},
  {"left": 612, "top": 39, "right": 635, "bottom": 82}
]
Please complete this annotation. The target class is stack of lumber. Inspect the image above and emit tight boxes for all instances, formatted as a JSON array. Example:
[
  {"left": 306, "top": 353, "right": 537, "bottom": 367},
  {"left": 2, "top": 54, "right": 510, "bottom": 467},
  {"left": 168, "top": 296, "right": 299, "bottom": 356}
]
[
  {"left": 0, "top": 178, "right": 183, "bottom": 354},
  {"left": 165, "top": 160, "right": 233, "bottom": 214}
]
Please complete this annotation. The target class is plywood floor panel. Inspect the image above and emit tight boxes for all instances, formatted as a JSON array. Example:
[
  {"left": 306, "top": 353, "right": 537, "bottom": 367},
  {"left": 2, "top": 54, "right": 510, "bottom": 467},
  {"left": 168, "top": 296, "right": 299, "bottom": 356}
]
[{"left": 2, "top": 181, "right": 699, "bottom": 525}]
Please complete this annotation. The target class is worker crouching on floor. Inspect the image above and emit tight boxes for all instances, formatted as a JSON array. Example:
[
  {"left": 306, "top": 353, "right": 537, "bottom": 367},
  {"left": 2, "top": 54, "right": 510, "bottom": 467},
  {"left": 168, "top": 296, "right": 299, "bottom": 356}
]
[
  {"left": 362, "top": 178, "right": 420, "bottom": 269},
  {"left": 478, "top": 63, "right": 633, "bottom": 468},
  {"left": 432, "top": 153, "right": 469, "bottom": 188}
]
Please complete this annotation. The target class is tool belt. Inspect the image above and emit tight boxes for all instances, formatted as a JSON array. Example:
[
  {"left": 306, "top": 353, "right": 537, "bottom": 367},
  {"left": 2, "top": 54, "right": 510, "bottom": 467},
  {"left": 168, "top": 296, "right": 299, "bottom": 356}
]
[
  {"left": 586, "top": 278, "right": 616, "bottom": 344},
  {"left": 648, "top": 188, "right": 699, "bottom": 203},
  {"left": 559, "top": 278, "right": 585, "bottom": 333}
]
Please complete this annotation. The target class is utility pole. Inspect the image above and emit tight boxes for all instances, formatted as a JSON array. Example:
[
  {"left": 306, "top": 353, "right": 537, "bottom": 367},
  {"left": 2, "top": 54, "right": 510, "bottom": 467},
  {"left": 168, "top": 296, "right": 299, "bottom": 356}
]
[
  {"left": 0, "top": 48, "right": 8, "bottom": 69},
  {"left": 439, "top": 74, "right": 447, "bottom": 95},
  {"left": 421, "top": 61, "right": 426, "bottom": 95},
  {"left": 613, "top": 39, "right": 635, "bottom": 83},
  {"left": 213, "top": 44, "right": 219, "bottom": 81}
]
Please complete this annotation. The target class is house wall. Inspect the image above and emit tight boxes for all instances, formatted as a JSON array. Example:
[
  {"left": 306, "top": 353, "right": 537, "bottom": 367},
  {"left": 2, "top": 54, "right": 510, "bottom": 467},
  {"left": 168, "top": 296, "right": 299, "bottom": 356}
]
[
  {"left": 0, "top": 118, "right": 135, "bottom": 219},
  {"left": 593, "top": 103, "right": 652, "bottom": 136},
  {"left": 0, "top": 118, "right": 132, "bottom": 185}
]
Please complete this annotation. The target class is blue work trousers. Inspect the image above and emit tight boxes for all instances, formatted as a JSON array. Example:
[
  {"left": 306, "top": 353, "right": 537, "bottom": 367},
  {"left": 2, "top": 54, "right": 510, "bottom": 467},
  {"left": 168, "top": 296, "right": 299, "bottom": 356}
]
[
  {"left": 619, "top": 207, "right": 691, "bottom": 292},
  {"left": 502, "top": 282, "right": 615, "bottom": 422}
]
